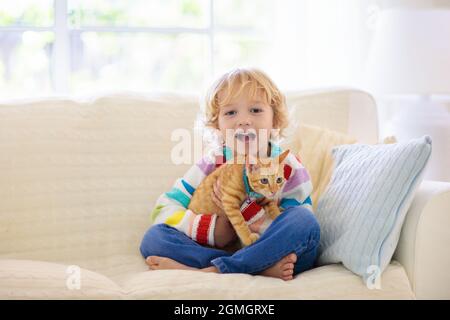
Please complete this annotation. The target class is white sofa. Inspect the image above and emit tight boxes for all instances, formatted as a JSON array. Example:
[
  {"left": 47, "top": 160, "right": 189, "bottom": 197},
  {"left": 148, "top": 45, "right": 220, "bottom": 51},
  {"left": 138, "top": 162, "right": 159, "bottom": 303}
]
[{"left": 0, "top": 88, "right": 449, "bottom": 300}]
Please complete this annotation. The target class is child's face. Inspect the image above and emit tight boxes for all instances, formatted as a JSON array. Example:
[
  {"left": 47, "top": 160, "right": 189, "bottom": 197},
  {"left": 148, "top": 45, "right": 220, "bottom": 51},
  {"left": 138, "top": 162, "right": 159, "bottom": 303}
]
[{"left": 217, "top": 89, "right": 274, "bottom": 157}]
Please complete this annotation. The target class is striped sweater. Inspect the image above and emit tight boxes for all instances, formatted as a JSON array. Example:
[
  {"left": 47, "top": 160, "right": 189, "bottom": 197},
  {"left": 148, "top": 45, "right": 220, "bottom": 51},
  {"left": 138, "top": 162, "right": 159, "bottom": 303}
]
[{"left": 150, "top": 142, "right": 313, "bottom": 247}]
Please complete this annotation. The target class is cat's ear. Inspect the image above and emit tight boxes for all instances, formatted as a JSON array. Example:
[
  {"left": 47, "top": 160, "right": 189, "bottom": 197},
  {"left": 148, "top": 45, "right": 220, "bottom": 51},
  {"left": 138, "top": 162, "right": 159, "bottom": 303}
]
[
  {"left": 245, "top": 154, "right": 259, "bottom": 172},
  {"left": 247, "top": 163, "right": 260, "bottom": 173},
  {"left": 277, "top": 149, "right": 290, "bottom": 164}
]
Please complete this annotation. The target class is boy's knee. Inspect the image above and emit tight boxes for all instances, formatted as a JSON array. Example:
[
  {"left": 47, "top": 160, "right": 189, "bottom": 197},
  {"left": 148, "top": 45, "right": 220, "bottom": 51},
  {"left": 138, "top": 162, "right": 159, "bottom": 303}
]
[
  {"left": 139, "top": 224, "right": 171, "bottom": 258},
  {"left": 283, "top": 206, "right": 321, "bottom": 244}
]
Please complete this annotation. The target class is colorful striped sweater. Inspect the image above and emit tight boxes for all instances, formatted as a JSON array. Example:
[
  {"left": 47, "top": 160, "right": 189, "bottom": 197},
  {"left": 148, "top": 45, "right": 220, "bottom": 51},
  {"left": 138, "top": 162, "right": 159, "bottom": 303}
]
[{"left": 150, "top": 142, "right": 313, "bottom": 247}]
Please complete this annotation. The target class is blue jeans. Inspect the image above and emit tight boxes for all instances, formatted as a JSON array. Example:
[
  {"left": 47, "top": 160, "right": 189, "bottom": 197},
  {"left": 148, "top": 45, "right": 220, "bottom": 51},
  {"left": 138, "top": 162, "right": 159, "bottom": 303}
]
[{"left": 140, "top": 206, "right": 321, "bottom": 275}]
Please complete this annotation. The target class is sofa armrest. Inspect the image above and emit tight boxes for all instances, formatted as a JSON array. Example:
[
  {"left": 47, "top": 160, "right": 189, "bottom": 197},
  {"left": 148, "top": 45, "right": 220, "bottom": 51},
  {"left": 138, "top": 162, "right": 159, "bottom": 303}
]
[{"left": 393, "top": 180, "right": 450, "bottom": 299}]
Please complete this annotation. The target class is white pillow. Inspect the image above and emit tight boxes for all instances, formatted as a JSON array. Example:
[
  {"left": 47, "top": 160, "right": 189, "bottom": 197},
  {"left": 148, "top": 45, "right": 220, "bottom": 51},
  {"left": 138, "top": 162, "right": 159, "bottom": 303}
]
[{"left": 315, "top": 135, "right": 432, "bottom": 281}]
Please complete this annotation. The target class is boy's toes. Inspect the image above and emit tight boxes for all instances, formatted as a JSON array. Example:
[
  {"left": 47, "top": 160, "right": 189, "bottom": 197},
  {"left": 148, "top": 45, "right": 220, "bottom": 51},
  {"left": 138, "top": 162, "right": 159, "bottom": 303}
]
[
  {"left": 282, "top": 263, "right": 294, "bottom": 271},
  {"left": 282, "top": 273, "right": 294, "bottom": 281},
  {"left": 287, "top": 253, "right": 297, "bottom": 264},
  {"left": 145, "top": 256, "right": 160, "bottom": 269},
  {"left": 145, "top": 256, "right": 155, "bottom": 264},
  {"left": 283, "top": 268, "right": 294, "bottom": 277}
]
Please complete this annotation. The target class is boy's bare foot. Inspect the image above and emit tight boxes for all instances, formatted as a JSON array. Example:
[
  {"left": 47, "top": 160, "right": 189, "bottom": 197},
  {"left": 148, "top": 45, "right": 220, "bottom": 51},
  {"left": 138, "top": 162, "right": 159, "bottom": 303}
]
[
  {"left": 146, "top": 256, "right": 196, "bottom": 271},
  {"left": 145, "top": 253, "right": 298, "bottom": 281},
  {"left": 146, "top": 256, "right": 219, "bottom": 273},
  {"left": 260, "top": 253, "right": 297, "bottom": 281}
]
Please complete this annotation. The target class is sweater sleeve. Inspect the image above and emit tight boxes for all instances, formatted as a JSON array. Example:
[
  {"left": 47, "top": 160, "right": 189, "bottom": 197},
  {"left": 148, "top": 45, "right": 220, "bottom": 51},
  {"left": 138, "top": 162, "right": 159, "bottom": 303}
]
[
  {"left": 240, "top": 198, "right": 272, "bottom": 234},
  {"left": 150, "top": 155, "right": 219, "bottom": 246},
  {"left": 278, "top": 153, "right": 314, "bottom": 213}
]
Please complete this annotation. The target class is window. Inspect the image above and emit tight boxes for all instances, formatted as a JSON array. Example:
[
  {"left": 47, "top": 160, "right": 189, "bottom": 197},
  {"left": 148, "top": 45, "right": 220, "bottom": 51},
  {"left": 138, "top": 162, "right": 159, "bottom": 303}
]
[{"left": 0, "top": 0, "right": 274, "bottom": 97}]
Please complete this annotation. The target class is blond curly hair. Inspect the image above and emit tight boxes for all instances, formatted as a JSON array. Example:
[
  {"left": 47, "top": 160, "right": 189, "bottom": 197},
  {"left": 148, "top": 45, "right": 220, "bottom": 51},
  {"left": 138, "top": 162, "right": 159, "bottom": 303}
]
[{"left": 203, "top": 67, "right": 289, "bottom": 140}]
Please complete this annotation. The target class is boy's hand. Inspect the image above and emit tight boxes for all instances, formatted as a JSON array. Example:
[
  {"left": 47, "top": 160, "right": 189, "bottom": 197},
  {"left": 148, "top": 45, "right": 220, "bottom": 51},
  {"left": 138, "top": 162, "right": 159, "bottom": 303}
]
[
  {"left": 248, "top": 198, "right": 274, "bottom": 234},
  {"left": 212, "top": 179, "right": 225, "bottom": 214},
  {"left": 214, "top": 215, "right": 237, "bottom": 248},
  {"left": 256, "top": 197, "right": 271, "bottom": 206}
]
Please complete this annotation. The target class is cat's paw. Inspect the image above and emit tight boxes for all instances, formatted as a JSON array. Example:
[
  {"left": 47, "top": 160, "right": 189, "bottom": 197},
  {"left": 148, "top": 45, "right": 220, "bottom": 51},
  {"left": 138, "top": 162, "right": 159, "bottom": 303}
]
[
  {"left": 249, "top": 232, "right": 260, "bottom": 244},
  {"left": 264, "top": 202, "right": 281, "bottom": 220},
  {"left": 241, "top": 233, "right": 260, "bottom": 246}
]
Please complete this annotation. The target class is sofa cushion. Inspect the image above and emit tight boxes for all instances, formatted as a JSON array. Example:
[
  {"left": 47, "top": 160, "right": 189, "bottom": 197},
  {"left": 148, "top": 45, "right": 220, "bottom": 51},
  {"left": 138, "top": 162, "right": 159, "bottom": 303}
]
[
  {"left": 316, "top": 135, "right": 432, "bottom": 280},
  {"left": 0, "top": 259, "right": 413, "bottom": 299},
  {"left": 0, "top": 93, "right": 199, "bottom": 268},
  {"left": 0, "top": 259, "right": 123, "bottom": 299},
  {"left": 121, "top": 261, "right": 413, "bottom": 299}
]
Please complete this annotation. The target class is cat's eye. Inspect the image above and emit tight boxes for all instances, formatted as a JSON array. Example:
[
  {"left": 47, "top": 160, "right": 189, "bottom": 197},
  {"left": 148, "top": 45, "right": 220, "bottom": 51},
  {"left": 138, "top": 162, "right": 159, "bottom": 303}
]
[
  {"left": 276, "top": 177, "right": 283, "bottom": 183},
  {"left": 260, "top": 178, "right": 269, "bottom": 184}
]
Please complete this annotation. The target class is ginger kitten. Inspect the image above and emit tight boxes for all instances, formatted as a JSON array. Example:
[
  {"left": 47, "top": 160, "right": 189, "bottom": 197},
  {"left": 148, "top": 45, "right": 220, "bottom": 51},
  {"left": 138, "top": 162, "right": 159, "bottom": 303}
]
[{"left": 189, "top": 150, "right": 290, "bottom": 246}]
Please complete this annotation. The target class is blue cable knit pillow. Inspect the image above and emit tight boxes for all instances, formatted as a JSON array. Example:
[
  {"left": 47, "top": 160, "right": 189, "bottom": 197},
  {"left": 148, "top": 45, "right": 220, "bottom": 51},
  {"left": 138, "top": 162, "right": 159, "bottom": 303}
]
[{"left": 316, "top": 135, "right": 432, "bottom": 281}]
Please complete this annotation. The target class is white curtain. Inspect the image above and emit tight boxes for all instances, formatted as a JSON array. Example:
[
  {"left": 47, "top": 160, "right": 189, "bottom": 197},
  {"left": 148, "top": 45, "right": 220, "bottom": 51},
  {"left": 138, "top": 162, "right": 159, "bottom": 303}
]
[
  {"left": 266, "top": 0, "right": 375, "bottom": 91},
  {"left": 263, "top": 0, "right": 446, "bottom": 91}
]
